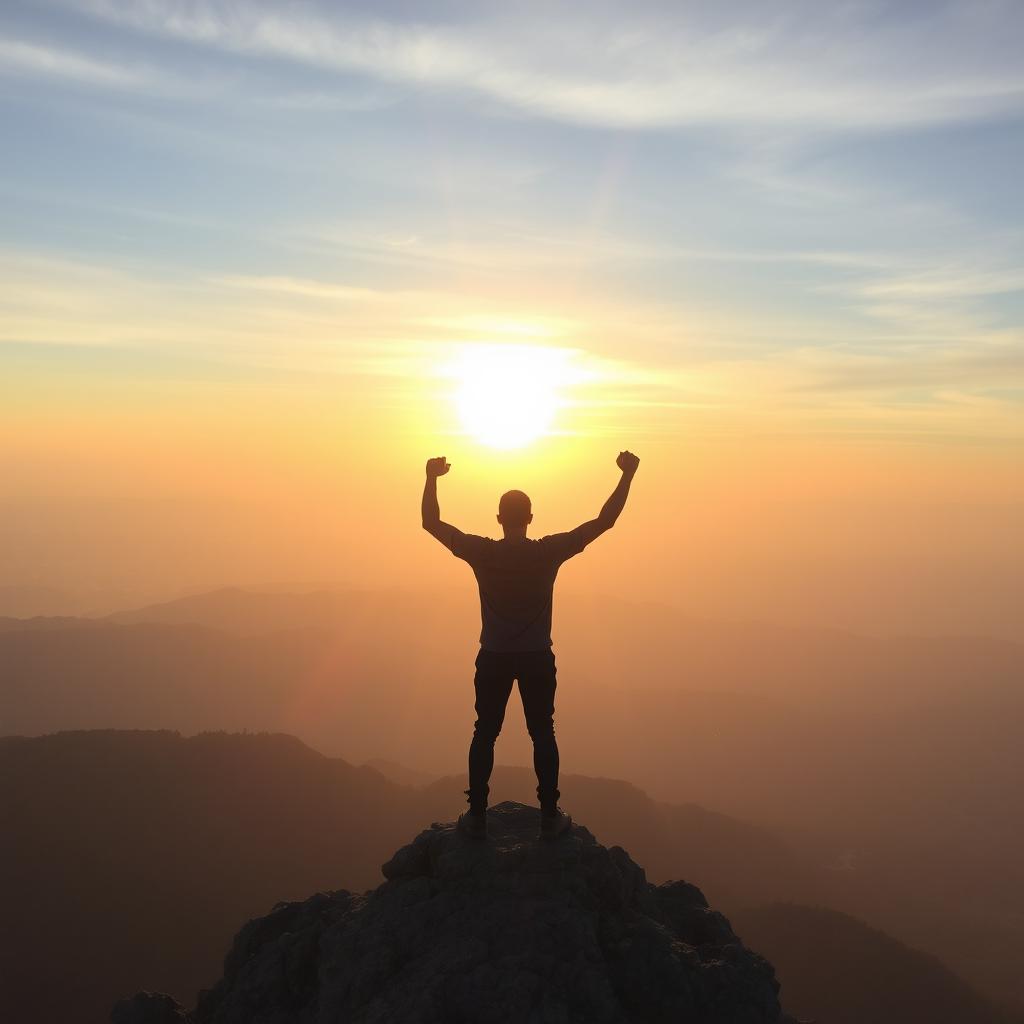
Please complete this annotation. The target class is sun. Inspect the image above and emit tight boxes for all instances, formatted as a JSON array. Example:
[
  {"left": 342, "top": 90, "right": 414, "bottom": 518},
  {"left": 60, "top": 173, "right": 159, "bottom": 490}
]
[{"left": 450, "top": 344, "right": 572, "bottom": 449}]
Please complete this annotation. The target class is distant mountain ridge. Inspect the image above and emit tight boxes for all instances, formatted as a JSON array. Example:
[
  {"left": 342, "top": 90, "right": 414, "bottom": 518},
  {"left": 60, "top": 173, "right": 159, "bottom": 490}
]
[
  {"left": 0, "top": 614, "right": 103, "bottom": 632},
  {"left": 105, "top": 586, "right": 357, "bottom": 634},
  {"left": 2, "top": 586, "right": 1023, "bottom": 1007},
  {"left": 364, "top": 756, "right": 439, "bottom": 788},
  {"left": 732, "top": 904, "right": 1024, "bottom": 1024},
  {"left": 4, "top": 730, "right": 1019, "bottom": 1024}
]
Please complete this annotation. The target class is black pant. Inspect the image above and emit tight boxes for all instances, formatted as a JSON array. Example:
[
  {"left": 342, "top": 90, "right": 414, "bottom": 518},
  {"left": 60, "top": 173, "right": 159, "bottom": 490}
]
[{"left": 467, "top": 648, "right": 560, "bottom": 814}]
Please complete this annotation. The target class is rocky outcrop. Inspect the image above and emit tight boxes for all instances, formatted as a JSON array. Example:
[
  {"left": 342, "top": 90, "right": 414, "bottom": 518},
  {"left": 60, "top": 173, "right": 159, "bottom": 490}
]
[{"left": 114, "top": 802, "right": 782, "bottom": 1023}]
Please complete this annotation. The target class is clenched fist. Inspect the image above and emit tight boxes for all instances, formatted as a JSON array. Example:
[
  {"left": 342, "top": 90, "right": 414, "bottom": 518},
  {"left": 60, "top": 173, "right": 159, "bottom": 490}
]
[
  {"left": 616, "top": 450, "right": 639, "bottom": 476},
  {"left": 425, "top": 456, "right": 451, "bottom": 478}
]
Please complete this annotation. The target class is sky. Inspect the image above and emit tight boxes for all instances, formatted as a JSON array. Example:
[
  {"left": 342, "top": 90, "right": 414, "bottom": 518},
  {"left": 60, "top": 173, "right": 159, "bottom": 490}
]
[{"left": 1, "top": 0, "right": 1023, "bottom": 634}]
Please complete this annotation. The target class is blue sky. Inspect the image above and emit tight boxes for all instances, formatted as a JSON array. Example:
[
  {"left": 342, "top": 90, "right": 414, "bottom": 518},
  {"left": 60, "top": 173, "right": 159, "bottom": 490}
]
[{"left": 2, "top": 0, "right": 1023, "bottom": 440}]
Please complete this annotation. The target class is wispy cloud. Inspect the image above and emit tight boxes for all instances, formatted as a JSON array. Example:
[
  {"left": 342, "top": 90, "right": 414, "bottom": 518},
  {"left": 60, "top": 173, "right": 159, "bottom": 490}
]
[
  {"left": 4, "top": 3, "right": 1023, "bottom": 444},
  {"left": 67, "top": 0, "right": 1024, "bottom": 130},
  {"left": 0, "top": 38, "right": 146, "bottom": 87},
  {"left": 862, "top": 268, "right": 1024, "bottom": 301},
  {"left": 0, "top": 34, "right": 248, "bottom": 102},
  {"left": 211, "top": 275, "right": 417, "bottom": 304},
  {"left": 786, "top": 328, "right": 1024, "bottom": 391},
  {"left": 0, "top": 31, "right": 386, "bottom": 109}
]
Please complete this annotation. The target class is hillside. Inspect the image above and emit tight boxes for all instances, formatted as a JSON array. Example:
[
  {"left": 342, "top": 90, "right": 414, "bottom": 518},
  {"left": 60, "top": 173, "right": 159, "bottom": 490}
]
[
  {"left": 0, "top": 731, "right": 413, "bottom": 1024},
  {"left": 732, "top": 904, "right": 1024, "bottom": 1024}
]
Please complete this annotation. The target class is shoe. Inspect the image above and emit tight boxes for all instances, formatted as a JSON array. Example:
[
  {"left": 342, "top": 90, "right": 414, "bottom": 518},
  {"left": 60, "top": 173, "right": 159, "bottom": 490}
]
[
  {"left": 540, "top": 807, "right": 572, "bottom": 841},
  {"left": 457, "top": 810, "right": 487, "bottom": 840}
]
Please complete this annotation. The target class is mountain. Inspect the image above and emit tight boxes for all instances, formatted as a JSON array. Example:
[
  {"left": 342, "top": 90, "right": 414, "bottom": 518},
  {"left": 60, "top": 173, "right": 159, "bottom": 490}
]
[
  {"left": 113, "top": 803, "right": 784, "bottom": 1024},
  {"left": 105, "top": 586, "right": 355, "bottom": 634},
  {"left": 363, "top": 757, "right": 439, "bottom": 788},
  {"left": 3, "top": 582, "right": 1023, "bottom": 1008},
  {"left": 1, "top": 730, "right": 803, "bottom": 1024},
  {"left": 0, "top": 584, "right": 152, "bottom": 618},
  {"left": 102, "top": 585, "right": 1024, "bottom": 706},
  {"left": 0, "top": 613, "right": 99, "bottom": 632},
  {"left": 4, "top": 729, "right": 1014, "bottom": 1024},
  {"left": 0, "top": 730, "right": 415, "bottom": 1024},
  {"left": 731, "top": 904, "right": 1024, "bottom": 1024}
]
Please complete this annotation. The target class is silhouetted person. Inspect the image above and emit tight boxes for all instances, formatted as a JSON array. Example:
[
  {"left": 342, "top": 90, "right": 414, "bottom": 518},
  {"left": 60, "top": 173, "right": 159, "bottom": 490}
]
[{"left": 422, "top": 450, "right": 640, "bottom": 839}]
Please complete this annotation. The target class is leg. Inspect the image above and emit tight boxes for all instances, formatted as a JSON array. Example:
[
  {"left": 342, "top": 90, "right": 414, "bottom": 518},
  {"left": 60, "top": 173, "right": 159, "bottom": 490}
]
[
  {"left": 467, "top": 650, "right": 515, "bottom": 814},
  {"left": 517, "top": 649, "right": 560, "bottom": 813}
]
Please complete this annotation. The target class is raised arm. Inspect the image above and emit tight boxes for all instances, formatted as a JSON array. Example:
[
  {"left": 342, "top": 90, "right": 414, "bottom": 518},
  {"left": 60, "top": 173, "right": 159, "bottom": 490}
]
[
  {"left": 421, "top": 456, "right": 462, "bottom": 548},
  {"left": 568, "top": 451, "right": 640, "bottom": 548}
]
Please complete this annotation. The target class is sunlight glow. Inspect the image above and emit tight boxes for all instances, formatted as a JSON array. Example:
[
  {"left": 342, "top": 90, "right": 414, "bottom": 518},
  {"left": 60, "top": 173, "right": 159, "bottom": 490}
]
[{"left": 450, "top": 344, "right": 577, "bottom": 449}]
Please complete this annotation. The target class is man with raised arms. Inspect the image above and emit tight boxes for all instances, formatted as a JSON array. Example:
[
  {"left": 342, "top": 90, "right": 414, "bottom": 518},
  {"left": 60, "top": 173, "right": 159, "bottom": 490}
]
[{"left": 421, "top": 451, "right": 640, "bottom": 840}]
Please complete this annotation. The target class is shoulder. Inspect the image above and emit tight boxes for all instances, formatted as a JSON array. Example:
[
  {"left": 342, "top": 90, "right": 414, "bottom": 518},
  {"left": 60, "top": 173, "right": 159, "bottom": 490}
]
[
  {"left": 538, "top": 530, "right": 589, "bottom": 558},
  {"left": 451, "top": 532, "right": 495, "bottom": 561}
]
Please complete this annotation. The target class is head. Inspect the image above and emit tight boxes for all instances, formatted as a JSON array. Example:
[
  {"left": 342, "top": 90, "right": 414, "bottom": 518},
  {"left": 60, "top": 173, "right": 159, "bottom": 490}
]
[{"left": 497, "top": 489, "right": 533, "bottom": 535}]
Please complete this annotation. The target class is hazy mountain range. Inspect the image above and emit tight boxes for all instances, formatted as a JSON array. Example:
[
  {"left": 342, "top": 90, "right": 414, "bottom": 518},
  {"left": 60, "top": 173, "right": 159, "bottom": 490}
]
[
  {"left": 4, "top": 730, "right": 1020, "bottom": 1024},
  {"left": 2, "top": 586, "right": 1022, "bottom": 1014}
]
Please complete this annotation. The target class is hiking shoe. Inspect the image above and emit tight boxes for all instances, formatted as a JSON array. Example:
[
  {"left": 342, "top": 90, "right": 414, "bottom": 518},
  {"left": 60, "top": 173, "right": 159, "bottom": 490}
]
[
  {"left": 540, "top": 808, "right": 572, "bottom": 841},
  {"left": 457, "top": 811, "right": 487, "bottom": 840}
]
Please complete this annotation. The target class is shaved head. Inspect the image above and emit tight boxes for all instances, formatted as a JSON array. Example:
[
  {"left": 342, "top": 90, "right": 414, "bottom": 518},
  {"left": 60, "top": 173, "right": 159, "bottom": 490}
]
[{"left": 498, "top": 490, "right": 532, "bottom": 529}]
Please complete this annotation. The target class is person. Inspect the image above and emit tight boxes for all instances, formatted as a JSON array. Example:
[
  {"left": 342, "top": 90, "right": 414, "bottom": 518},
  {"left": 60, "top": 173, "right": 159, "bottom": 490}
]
[{"left": 421, "top": 450, "right": 640, "bottom": 840}]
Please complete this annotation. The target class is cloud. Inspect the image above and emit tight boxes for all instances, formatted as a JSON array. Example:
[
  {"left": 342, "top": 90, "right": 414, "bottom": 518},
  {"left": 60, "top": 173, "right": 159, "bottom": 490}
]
[
  {"left": 789, "top": 332, "right": 1024, "bottom": 394},
  {"left": 66, "top": 0, "right": 1024, "bottom": 130},
  {"left": 210, "top": 275, "right": 410, "bottom": 303},
  {"left": 861, "top": 269, "right": 1024, "bottom": 301},
  {"left": 0, "top": 38, "right": 147, "bottom": 87},
  {"left": 824, "top": 254, "right": 1024, "bottom": 343},
  {"left": 0, "top": 35, "right": 241, "bottom": 100},
  {"left": 259, "top": 89, "right": 394, "bottom": 112}
]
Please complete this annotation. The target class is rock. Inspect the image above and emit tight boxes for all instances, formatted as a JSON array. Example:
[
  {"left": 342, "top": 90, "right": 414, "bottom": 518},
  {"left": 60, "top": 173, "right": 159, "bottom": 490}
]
[
  {"left": 111, "top": 991, "right": 193, "bottom": 1023},
  {"left": 116, "top": 802, "right": 782, "bottom": 1024}
]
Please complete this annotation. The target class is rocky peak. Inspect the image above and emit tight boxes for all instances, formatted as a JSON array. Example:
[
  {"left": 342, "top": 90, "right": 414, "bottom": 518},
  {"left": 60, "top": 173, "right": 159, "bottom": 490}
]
[{"left": 114, "top": 802, "right": 784, "bottom": 1023}]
